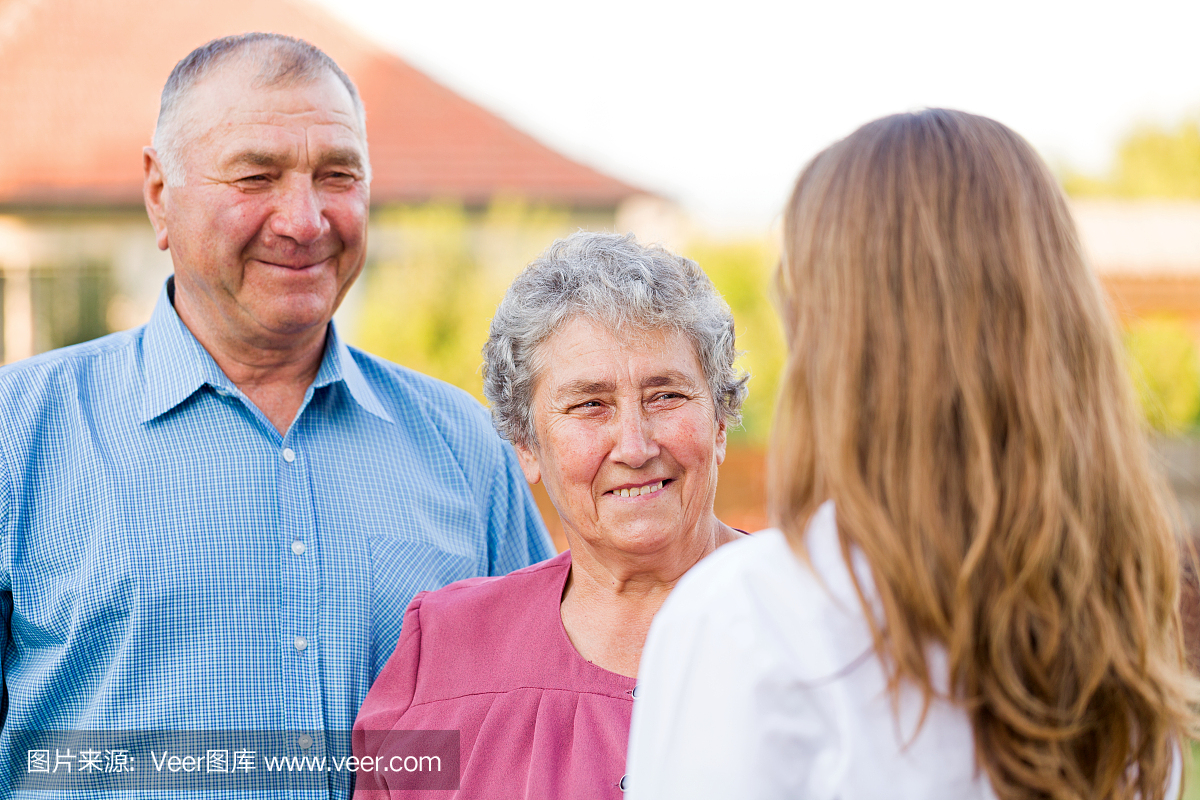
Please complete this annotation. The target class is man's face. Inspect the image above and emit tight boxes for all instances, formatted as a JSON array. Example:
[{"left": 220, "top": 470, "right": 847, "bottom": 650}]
[{"left": 146, "top": 62, "right": 370, "bottom": 348}]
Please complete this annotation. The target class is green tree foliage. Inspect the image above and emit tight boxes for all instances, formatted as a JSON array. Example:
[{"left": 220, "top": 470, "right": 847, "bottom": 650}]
[
  {"left": 1061, "top": 116, "right": 1200, "bottom": 434},
  {"left": 1124, "top": 316, "right": 1200, "bottom": 433},
  {"left": 681, "top": 239, "right": 784, "bottom": 444},
  {"left": 353, "top": 199, "right": 571, "bottom": 400},
  {"left": 353, "top": 207, "right": 786, "bottom": 444},
  {"left": 1185, "top": 742, "right": 1200, "bottom": 800},
  {"left": 1063, "top": 118, "right": 1200, "bottom": 199}
]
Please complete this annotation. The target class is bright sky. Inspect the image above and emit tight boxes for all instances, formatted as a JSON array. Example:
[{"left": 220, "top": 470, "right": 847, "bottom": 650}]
[{"left": 316, "top": 0, "right": 1200, "bottom": 233}]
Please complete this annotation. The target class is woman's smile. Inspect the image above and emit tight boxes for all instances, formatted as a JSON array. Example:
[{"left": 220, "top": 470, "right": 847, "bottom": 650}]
[{"left": 608, "top": 479, "right": 669, "bottom": 499}]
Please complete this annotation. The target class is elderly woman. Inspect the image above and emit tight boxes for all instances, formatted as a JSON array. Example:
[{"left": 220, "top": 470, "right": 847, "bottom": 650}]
[{"left": 353, "top": 231, "right": 748, "bottom": 798}]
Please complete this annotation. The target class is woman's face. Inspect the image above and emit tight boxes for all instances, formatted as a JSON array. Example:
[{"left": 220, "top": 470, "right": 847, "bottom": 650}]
[{"left": 514, "top": 316, "right": 727, "bottom": 560}]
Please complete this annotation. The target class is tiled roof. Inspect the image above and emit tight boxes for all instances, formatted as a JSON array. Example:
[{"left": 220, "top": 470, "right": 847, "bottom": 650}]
[{"left": 0, "top": 0, "right": 642, "bottom": 208}]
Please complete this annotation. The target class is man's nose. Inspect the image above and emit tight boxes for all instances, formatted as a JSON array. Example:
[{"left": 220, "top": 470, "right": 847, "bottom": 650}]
[
  {"left": 269, "top": 178, "right": 327, "bottom": 245},
  {"left": 609, "top": 409, "right": 660, "bottom": 469}
]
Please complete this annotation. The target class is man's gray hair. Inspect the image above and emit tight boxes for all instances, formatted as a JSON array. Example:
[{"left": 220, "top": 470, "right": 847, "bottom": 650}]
[
  {"left": 152, "top": 33, "right": 369, "bottom": 186},
  {"left": 483, "top": 231, "right": 748, "bottom": 447}
]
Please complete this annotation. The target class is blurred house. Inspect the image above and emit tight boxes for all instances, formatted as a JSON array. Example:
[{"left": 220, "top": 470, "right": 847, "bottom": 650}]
[
  {"left": 1072, "top": 200, "right": 1200, "bottom": 532},
  {"left": 0, "top": 0, "right": 657, "bottom": 363},
  {"left": 1074, "top": 200, "right": 1200, "bottom": 332}
]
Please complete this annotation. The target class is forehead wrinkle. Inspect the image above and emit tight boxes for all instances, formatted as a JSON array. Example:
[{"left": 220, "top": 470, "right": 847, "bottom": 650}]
[
  {"left": 253, "top": 106, "right": 357, "bottom": 120},
  {"left": 183, "top": 71, "right": 365, "bottom": 156}
]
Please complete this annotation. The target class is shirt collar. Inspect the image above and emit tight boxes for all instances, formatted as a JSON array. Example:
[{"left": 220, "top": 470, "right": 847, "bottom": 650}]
[
  {"left": 141, "top": 278, "right": 394, "bottom": 425},
  {"left": 313, "top": 321, "right": 395, "bottom": 424},
  {"left": 140, "top": 280, "right": 229, "bottom": 423}
]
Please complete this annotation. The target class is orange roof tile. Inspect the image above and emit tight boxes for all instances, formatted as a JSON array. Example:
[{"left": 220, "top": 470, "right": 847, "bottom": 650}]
[{"left": 0, "top": 0, "right": 642, "bottom": 208}]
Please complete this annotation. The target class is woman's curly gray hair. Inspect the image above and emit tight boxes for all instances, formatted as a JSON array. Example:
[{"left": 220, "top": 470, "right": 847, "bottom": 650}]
[{"left": 483, "top": 231, "right": 748, "bottom": 447}]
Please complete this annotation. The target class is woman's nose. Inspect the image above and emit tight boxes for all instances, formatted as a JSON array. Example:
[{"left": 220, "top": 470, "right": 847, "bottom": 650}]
[{"left": 609, "top": 410, "right": 660, "bottom": 469}]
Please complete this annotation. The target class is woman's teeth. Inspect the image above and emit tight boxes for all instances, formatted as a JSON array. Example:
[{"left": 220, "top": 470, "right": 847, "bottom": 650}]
[{"left": 615, "top": 481, "right": 664, "bottom": 498}]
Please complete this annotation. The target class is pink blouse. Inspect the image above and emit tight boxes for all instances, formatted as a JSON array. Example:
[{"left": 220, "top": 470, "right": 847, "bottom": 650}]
[{"left": 353, "top": 551, "right": 636, "bottom": 798}]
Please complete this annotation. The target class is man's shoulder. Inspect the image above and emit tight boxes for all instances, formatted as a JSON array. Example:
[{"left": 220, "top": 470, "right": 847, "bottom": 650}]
[
  {"left": 0, "top": 331, "right": 146, "bottom": 468},
  {"left": 344, "top": 346, "right": 499, "bottom": 444},
  {"left": 348, "top": 346, "right": 480, "bottom": 406},
  {"left": 0, "top": 329, "right": 144, "bottom": 399}
]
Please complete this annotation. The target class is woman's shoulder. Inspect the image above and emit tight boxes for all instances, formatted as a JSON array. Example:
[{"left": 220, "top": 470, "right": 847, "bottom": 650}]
[
  {"left": 667, "top": 503, "right": 849, "bottom": 614},
  {"left": 667, "top": 527, "right": 801, "bottom": 606},
  {"left": 417, "top": 550, "right": 571, "bottom": 617},
  {"left": 651, "top": 503, "right": 873, "bottom": 677},
  {"left": 397, "top": 550, "right": 601, "bottom": 701},
  {"left": 402, "top": 551, "right": 571, "bottom": 667}
]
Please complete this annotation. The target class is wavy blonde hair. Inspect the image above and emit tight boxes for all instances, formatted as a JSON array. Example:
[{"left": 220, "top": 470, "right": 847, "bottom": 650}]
[{"left": 770, "top": 108, "right": 1198, "bottom": 800}]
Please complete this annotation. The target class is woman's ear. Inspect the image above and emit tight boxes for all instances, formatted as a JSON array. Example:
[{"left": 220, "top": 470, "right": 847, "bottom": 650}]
[
  {"left": 715, "top": 419, "right": 727, "bottom": 467},
  {"left": 513, "top": 442, "right": 542, "bottom": 486}
]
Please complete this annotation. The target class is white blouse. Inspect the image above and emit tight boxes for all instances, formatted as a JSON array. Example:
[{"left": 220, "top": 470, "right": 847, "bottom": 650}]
[
  {"left": 627, "top": 501, "right": 999, "bottom": 799},
  {"left": 627, "top": 502, "right": 1181, "bottom": 798}
]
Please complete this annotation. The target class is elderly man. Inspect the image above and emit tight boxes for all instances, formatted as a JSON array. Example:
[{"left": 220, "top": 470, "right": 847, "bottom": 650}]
[{"left": 0, "top": 33, "right": 552, "bottom": 796}]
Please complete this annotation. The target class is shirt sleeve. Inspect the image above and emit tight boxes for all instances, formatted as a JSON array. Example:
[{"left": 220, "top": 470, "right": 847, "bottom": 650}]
[
  {"left": 0, "top": 449, "right": 11, "bottom": 730},
  {"left": 485, "top": 441, "right": 554, "bottom": 575},
  {"left": 625, "top": 580, "right": 839, "bottom": 800},
  {"left": 352, "top": 592, "right": 426, "bottom": 798}
]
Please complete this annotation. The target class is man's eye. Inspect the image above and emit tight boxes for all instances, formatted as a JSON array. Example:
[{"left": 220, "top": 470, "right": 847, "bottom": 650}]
[
  {"left": 573, "top": 401, "right": 603, "bottom": 410},
  {"left": 238, "top": 174, "right": 270, "bottom": 183}
]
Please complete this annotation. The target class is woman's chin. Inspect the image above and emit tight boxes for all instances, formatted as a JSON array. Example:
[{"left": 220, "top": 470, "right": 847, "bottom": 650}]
[{"left": 574, "top": 520, "right": 713, "bottom": 563}]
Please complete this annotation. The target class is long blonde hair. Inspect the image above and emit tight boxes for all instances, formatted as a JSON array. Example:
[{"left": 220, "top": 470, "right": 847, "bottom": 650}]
[{"left": 770, "top": 108, "right": 1198, "bottom": 800}]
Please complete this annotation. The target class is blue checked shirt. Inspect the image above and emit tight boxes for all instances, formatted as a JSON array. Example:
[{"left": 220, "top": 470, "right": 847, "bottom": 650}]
[{"left": 0, "top": 282, "right": 554, "bottom": 797}]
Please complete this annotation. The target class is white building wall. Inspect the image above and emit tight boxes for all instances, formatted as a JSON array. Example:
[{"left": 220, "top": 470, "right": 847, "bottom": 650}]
[
  {"left": 0, "top": 212, "right": 171, "bottom": 363},
  {"left": 1072, "top": 200, "right": 1200, "bottom": 276}
]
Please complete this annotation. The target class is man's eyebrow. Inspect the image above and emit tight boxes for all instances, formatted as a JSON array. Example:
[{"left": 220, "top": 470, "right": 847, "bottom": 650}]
[
  {"left": 224, "top": 148, "right": 366, "bottom": 172},
  {"left": 317, "top": 147, "right": 367, "bottom": 172},
  {"left": 227, "top": 150, "right": 286, "bottom": 168}
]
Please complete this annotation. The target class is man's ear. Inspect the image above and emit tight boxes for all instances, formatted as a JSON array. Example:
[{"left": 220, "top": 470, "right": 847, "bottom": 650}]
[
  {"left": 143, "top": 147, "right": 170, "bottom": 251},
  {"left": 513, "top": 441, "right": 542, "bottom": 486}
]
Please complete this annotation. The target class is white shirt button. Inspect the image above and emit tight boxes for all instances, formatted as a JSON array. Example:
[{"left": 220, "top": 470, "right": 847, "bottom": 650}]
[
  {"left": 282, "top": 448, "right": 296, "bottom": 463},
  {"left": 293, "top": 636, "right": 307, "bottom": 651},
  {"left": 297, "top": 734, "right": 313, "bottom": 750},
  {"left": 291, "top": 540, "right": 306, "bottom": 556},
  {"left": 213, "top": 387, "right": 232, "bottom": 398}
]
